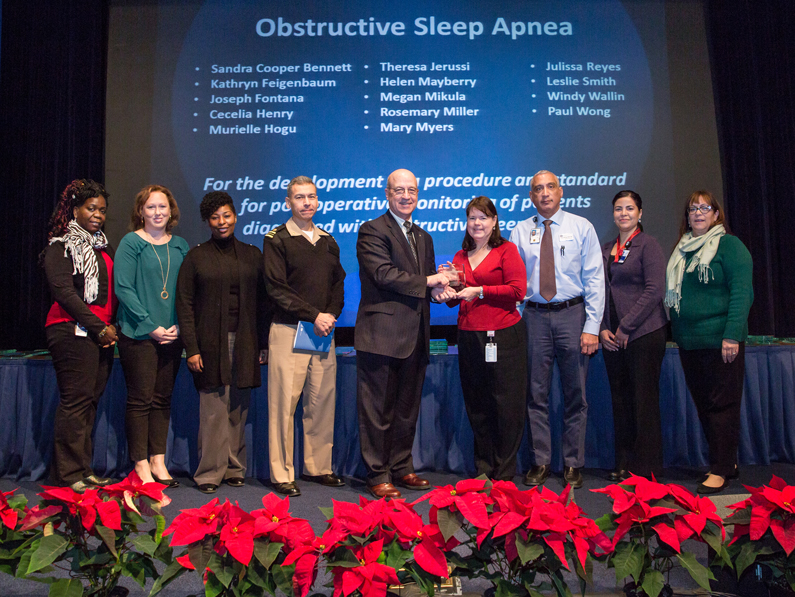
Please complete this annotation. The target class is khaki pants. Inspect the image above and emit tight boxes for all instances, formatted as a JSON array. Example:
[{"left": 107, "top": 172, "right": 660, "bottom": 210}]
[{"left": 268, "top": 323, "right": 337, "bottom": 483}]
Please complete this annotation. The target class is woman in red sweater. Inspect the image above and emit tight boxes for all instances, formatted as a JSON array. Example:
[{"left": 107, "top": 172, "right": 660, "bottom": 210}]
[{"left": 442, "top": 196, "right": 528, "bottom": 481}]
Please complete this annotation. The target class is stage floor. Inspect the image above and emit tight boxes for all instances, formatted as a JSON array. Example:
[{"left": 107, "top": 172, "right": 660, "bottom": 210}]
[{"left": 2, "top": 463, "right": 792, "bottom": 596}]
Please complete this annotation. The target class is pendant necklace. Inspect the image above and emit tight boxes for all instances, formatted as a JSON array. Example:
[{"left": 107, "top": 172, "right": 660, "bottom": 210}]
[{"left": 147, "top": 234, "right": 171, "bottom": 299}]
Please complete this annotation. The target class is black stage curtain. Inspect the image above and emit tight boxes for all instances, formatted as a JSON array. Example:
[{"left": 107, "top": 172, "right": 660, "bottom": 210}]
[
  {"left": 705, "top": 0, "right": 795, "bottom": 337},
  {"left": 0, "top": 1, "right": 109, "bottom": 350},
  {"left": 0, "top": 1, "right": 793, "bottom": 349}
]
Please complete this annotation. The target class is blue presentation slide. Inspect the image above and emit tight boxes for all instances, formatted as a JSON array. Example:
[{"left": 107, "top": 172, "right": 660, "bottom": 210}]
[{"left": 151, "top": 0, "right": 674, "bottom": 326}]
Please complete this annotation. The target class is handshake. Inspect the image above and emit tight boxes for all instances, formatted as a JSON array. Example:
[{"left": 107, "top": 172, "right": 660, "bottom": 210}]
[{"left": 426, "top": 262, "right": 483, "bottom": 303}]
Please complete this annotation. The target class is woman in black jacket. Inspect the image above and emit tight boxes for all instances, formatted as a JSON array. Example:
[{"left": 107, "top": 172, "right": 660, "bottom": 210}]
[
  {"left": 176, "top": 191, "right": 268, "bottom": 494},
  {"left": 42, "top": 179, "right": 118, "bottom": 491}
]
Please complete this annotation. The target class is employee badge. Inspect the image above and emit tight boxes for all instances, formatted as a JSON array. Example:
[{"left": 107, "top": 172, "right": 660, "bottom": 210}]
[{"left": 530, "top": 228, "right": 542, "bottom": 244}]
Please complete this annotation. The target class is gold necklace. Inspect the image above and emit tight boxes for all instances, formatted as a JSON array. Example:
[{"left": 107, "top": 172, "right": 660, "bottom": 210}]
[{"left": 146, "top": 234, "right": 171, "bottom": 299}]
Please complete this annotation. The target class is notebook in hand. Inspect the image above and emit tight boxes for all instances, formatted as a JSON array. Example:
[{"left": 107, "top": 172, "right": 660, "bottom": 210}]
[{"left": 293, "top": 321, "right": 333, "bottom": 353}]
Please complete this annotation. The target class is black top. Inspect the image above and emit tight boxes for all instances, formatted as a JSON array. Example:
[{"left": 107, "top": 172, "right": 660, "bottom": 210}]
[
  {"left": 262, "top": 220, "right": 345, "bottom": 325},
  {"left": 43, "top": 241, "right": 115, "bottom": 336},
  {"left": 215, "top": 236, "right": 240, "bottom": 332},
  {"left": 176, "top": 236, "right": 269, "bottom": 390}
]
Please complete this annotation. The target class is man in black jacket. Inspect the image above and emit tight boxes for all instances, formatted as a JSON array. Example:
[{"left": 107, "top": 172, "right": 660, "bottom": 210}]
[{"left": 263, "top": 176, "right": 346, "bottom": 497}]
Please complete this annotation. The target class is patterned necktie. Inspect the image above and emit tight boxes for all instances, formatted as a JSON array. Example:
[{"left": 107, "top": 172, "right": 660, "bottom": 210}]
[
  {"left": 539, "top": 219, "right": 557, "bottom": 301},
  {"left": 403, "top": 220, "right": 419, "bottom": 266}
]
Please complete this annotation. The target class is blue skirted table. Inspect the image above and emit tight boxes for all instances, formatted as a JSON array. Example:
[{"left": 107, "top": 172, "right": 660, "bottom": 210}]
[{"left": 1, "top": 346, "right": 793, "bottom": 481}]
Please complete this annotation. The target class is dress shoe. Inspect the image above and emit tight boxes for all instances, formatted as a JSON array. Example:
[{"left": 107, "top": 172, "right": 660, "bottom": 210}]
[
  {"left": 225, "top": 477, "right": 245, "bottom": 488},
  {"left": 523, "top": 464, "right": 551, "bottom": 486},
  {"left": 83, "top": 474, "right": 113, "bottom": 487},
  {"left": 273, "top": 482, "right": 301, "bottom": 497},
  {"left": 152, "top": 475, "right": 180, "bottom": 488},
  {"left": 395, "top": 473, "right": 430, "bottom": 490},
  {"left": 367, "top": 483, "right": 401, "bottom": 499},
  {"left": 705, "top": 465, "right": 739, "bottom": 480},
  {"left": 607, "top": 469, "right": 629, "bottom": 482},
  {"left": 698, "top": 476, "right": 729, "bottom": 495},
  {"left": 564, "top": 467, "right": 584, "bottom": 488},
  {"left": 300, "top": 473, "right": 345, "bottom": 487},
  {"left": 69, "top": 480, "right": 89, "bottom": 493},
  {"left": 197, "top": 483, "right": 218, "bottom": 494}
]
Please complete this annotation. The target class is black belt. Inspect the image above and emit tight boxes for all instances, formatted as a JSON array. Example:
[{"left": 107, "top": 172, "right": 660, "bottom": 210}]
[{"left": 525, "top": 296, "right": 584, "bottom": 311}]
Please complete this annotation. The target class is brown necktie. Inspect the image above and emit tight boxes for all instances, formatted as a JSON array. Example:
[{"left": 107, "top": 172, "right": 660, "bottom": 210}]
[
  {"left": 540, "top": 219, "right": 557, "bottom": 301},
  {"left": 403, "top": 220, "right": 419, "bottom": 266}
]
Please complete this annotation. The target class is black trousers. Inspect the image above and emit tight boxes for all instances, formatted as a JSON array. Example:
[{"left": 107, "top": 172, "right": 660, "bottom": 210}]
[
  {"left": 678, "top": 343, "right": 745, "bottom": 478},
  {"left": 46, "top": 322, "right": 114, "bottom": 485},
  {"left": 602, "top": 326, "right": 666, "bottom": 477},
  {"left": 356, "top": 326, "right": 428, "bottom": 487},
  {"left": 118, "top": 334, "right": 182, "bottom": 462},
  {"left": 458, "top": 321, "right": 527, "bottom": 481}
]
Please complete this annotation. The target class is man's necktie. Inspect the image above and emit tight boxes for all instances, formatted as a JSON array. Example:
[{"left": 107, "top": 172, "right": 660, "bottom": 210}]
[
  {"left": 539, "top": 219, "right": 557, "bottom": 301},
  {"left": 403, "top": 220, "right": 419, "bottom": 266}
]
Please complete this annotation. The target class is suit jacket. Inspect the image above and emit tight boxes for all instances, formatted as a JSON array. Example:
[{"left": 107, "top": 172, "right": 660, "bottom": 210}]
[
  {"left": 354, "top": 211, "right": 434, "bottom": 359},
  {"left": 600, "top": 231, "right": 668, "bottom": 343},
  {"left": 176, "top": 237, "right": 269, "bottom": 391}
]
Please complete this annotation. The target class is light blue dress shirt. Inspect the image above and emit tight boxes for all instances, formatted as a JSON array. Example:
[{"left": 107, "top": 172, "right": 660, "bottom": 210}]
[{"left": 509, "top": 209, "right": 605, "bottom": 335}]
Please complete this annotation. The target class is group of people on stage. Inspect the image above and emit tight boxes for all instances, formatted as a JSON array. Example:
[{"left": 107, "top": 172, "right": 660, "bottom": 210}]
[{"left": 41, "top": 168, "right": 753, "bottom": 497}]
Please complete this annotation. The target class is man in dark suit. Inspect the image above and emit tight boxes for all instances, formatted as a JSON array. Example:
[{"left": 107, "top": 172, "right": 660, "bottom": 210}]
[{"left": 355, "top": 168, "right": 453, "bottom": 499}]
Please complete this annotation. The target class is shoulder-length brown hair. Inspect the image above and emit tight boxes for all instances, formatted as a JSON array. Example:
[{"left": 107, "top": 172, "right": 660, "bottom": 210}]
[
  {"left": 129, "top": 185, "right": 180, "bottom": 232},
  {"left": 462, "top": 196, "right": 506, "bottom": 251},
  {"left": 675, "top": 190, "right": 729, "bottom": 243}
]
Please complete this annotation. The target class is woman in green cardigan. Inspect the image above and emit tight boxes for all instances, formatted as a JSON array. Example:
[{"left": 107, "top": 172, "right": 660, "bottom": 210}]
[
  {"left": 115, "top": 185, "right": 189, "bottom": 487},
  {"left": 665, "top": 190, "right": 753, "bottom": 495}
]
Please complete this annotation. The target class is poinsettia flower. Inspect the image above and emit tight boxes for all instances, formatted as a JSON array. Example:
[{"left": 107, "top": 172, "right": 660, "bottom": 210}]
[
  {"left": 283, "top": 528, "right": 345, "bottom": 597},
  {"left": 164, "top": 498, "right": 226, "bottom": 545},
  {"left": 252, "top": 492, "right": 298, "bottom": 536},
  {"left": 611, "top": 501, "right": 677, "bottom": 547},
  {"left": 38, "top": 486, "right": 121, "bottom": 531},
  {"left": 176, "top": 552, "right": 195, "bottom": 570},
  {"left": 327, "top": 496, "right": 391, "bottom": 539},
  {"left": 387, "top": 501, "right": 450, "bottom": 577},
  {"left": 101, "top": 471, "right": 170, "bottom": 514},
  {"left": 652, "top": 522, "right": 681, "bottom": 552},
  {"left": 620, "top": 475, "right": 670, "bottom": 501},
  {"left": 591, "top": 484, "right": 639, "bottom": 515},
  {"left": 20, "top": 504, "right": 63, "bottom": 531},
  {"left": 419, "top": 479, "right": 492, "bottom": 530},
  {"left": 332, "top": 539, "right": 399, "bottom": 597},
  {"left": 218, "top": 504, "right": 256, "bottom": 565},
  {"left": 761, "top": 483, "right": 795, "bottom": 515},
  {"left": 0, "top": 489, "right": 20, "bottom": 529},
  {"left": 668, "top": 484, "right": 725, "bottom": 540}
]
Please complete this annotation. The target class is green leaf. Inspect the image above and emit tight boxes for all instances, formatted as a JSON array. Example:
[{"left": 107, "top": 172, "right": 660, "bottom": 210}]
[
  {"left": 94, "top": 523, "right": 118, "bottom": 558},
  {"left": 245, "top": 560, "right": 273, "bottom": 589},
  {"left": 207, "top": 553, "right": 236, "bottom": 588},
  {"left": 47, "top": 578, "right": 83, "bottom": 597},
  {"left": 385, "top": 539, "right": 410, "bottom": 571},
  {"left": 273, "top": 562, "right": 295, "bottom": 597},
  {"left": 677, "top": 551, "right": 714, "bottom": 591},
  {"left": 153, "top": 514, "right": 166, "bottom": 544},
  {"left": 132, "top": 534, "right": 158, "bottom": 556},
  {"left": 204, "top": 572, "right": 226, "bottom": 597},
  {"left": 612, "top": 542, "right": 645, "bottom": 583},
  {"left": 14, "top": 542, "right": 35, "bottom": 577},
  {"left": 318, "top": 506, "right": 334, "bottom": 520},
  {"left": 516, "top": 539, "right": 544, "bottom": 565},
  {"left": 701, "top": 523, "right": 724, "bottom": 555},
  {"left": 437, "top": 508, "right": 462, "bottom": 542},
  {"left": 120, "top": 556, "right": 147, "bottom": 588},
  {"left": 595, "top": 513, "right": 617, "bottom": 532},
  {"left": 254, "top": 540, "right": 284, "bottom": 570},
  {"left": 148, "top": 559, "right": 187, "bottom": 597},
  {"left": 187, "top": 537, "right": 215, "bottom": 576},
  {"left": 26, "top": 535, "right": 69, "bottom": 575},
  {"left": 641, "top": 569, "right": 665, "bottom": 597},
  {"left": 550, "top": 570, "right": 574, "bottom": 597},
  {"left": 735, "top": 541, "right": 760, "bottom": 578}
]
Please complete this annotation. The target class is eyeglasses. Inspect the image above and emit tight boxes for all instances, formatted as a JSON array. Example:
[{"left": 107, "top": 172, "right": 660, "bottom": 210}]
[
  {"left": 389, "top": 187, "right": 418, "bottom": 197},
  {"left": 688, "top": 205, "right": 713, "bottom": 214}
]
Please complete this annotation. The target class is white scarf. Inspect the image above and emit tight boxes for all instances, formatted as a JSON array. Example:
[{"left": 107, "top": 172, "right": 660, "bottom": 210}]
[
  {"left": 49, "top": 219, "right": 109, "bottom": 303},
  {"left": 664, "top": 224, "right": 725, "bottom": 314}
]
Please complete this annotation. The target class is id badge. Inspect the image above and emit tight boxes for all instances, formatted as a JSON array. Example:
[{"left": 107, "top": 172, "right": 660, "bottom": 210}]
[
  {"left": 75, "top": 323, "right": 88, "bottom": 337},
  {"left": 618, "top": 248, "right": 630, "bottom": 264},
  {"left": 485, "top": 330, "right": 497, "bottom": 362},
  {"left": 530, "top": 228, "right": 542, "bottom": 244}
]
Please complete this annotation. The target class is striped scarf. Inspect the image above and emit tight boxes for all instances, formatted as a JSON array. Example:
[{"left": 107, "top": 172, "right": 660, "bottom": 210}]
[{"left": 49, "top": 220, "right": 109, "bottom": 303}]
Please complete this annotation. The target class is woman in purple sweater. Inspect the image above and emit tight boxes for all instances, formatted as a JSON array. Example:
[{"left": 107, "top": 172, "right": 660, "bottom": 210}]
[{"left": 599, "top": 191, "right": 668, "bottom": 480}]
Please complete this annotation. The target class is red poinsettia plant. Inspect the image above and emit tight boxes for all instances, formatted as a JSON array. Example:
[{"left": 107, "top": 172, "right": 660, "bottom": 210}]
[
  {"left": 593, "top": 475, "right": 726, "bottom": 597},
  {"left": 157, "top": 492, "right": 316, "bottom": 597},
  {"left": 318, "top": 495, "right": 456, "bottom": 597},
  {"left": 11, "top": 471, "right": 174, "bottom": 597},
  {"left": 416, "top": 478, "right": 611, "bottom": 597},
  {"left": 724, "top": 475, "right": 795, "bottom": 592}
]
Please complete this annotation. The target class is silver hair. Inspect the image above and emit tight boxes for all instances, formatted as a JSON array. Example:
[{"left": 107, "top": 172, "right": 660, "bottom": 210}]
[
  {"left": 286, "top": 175, "right": 316, "bottom": 197},
  {"left": 530, "top": 170, "right": 560, "bottom": 189}
]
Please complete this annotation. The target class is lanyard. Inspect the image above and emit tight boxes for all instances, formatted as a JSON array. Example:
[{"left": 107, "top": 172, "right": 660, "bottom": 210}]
[{"left": 614, "top": 228, "right": 641, "bottom": 263}]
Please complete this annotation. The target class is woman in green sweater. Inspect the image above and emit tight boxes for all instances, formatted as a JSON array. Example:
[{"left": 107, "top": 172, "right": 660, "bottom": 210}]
[
  {"left": 115, "top": 185, "right": 190, "bottom": 487},
  {"left": 665, "top": 190, "right": 753, "bottom": 495}
]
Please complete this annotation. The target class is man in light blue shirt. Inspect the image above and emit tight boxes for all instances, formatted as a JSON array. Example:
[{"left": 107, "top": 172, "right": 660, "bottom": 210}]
[{"left": 509, "top": 170, "right": 604, "bottom": 488}]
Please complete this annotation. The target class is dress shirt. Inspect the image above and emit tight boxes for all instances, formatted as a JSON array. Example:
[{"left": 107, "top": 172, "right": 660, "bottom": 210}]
[
  {"left": 389, "top": 209, "right": 413, "bottom": 243},
  {"left": 510, "top": 209, "right": 605, "bottom": 335}
]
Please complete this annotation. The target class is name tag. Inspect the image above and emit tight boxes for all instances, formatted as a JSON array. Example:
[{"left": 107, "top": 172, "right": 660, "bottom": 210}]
[
  {"left": 618, "top": 248, "right": 630, "bottom": 264},
  {"left": 530, "top": 228, "right": 542, "bottom": 244},
  {"left": 559, "top": 233, "right": 574, "bottom": 242}
]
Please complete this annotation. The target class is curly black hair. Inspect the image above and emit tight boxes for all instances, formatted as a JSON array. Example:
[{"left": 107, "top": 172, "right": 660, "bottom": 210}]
[
  {"left": 200, "top": 191, "right": 235, "bottom": 221},
  {"left": 46, "top": 179, "right": 109, "bottom": 241}
]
